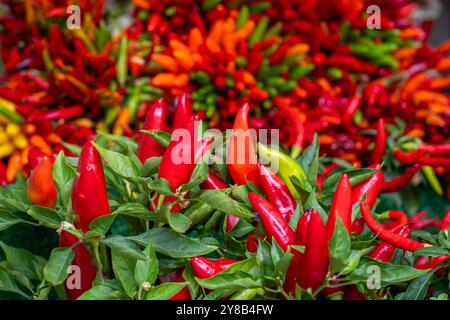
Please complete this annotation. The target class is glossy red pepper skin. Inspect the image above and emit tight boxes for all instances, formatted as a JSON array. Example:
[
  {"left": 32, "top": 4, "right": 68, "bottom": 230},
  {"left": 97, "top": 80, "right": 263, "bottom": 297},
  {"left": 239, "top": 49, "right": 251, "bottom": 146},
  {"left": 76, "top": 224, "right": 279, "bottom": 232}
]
[
  {"left": 136, "top": 98, "right": 166, "bottom": 163},
  {"left": 360, "top": 202, "right": 424, "bottom": 252},
  {"left": 414, "top": 255, "right": 450, "bottom": 270},
  {"left": 343, "top": 285, "right": 366, "bottom": 300},
  {"left": 381, "top": 164, "right": 421, "bottom": 193},
  {"left": 248, "top": 192, "right": 294, "bottom": 252},
  {"left": 200, "top": 172, "right": 239, "bottom": 232},
  {"left": 297, "top": 210, "right": 329, "bottom": 291},
  {"left": 325, "top": 173, "right": 352, "bottom": 239},
  {"left": 72, "top": 139, "right": 111, "bottom": 231},
  {"left": 442, "top": 209, "right": 450, "bottom": 231},
  {"left": 351, "top": 167, "right": 384, "bottom": 208},
  {"left": 418, "top": 143, "right": 450, "bottom": 156},
  {"left": 214, "top": 258, "right": 240, "bottom": 270},
  {"left": 284, "top": 211, "right": 311, "bottom": 294},
  {"left": 246, "top": 234, "right": 259, "bottom": 253},
  {"left": 394, "top": 149, "right": 425, "bottom": 165},
  {"left": 258, "top": 163, "right": 296, "bottom": 222},
  {"left": 368, "top": 225, "right": 411, "bottom": 262},
  {"left": 26, "top": 157, "right": 57, "bottom": 208},
  {"left": 371, "top": 118, "right": 386, "bottom": 165},
  {"left": 172, "top": 93, "right": 193, "bottom": 131},
  {"left": 227, "top": 103, "right": 260, "bottom": 188},
  {"left": 59, "top": 231, "right": 97, "bottom": 300},
  {"left": 190, "top": 256, "right": 223, "bottom": 279},
  {"left": 27, "top": 147, "right": 54, "bottom": 170}
]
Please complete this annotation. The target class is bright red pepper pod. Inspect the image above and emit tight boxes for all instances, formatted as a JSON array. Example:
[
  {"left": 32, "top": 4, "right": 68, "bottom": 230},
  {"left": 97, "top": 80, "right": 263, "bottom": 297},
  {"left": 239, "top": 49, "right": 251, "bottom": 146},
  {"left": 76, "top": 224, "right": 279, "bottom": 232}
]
[
  {"left": 246, "top": 234, "right": 259, "bottom": 253},
  {"left": 370, "top": 118, "right": 386, "bottom": 165},
  {"left": 414, "top": 255, "right": 450, "bottom": 270},
  {"left": 169, "top": 271, "right": 192, "bottom": 300},
  {"left": 27, "top": 147, "right": 54, "bottom": 170},
  {"left": 59, "top": 231, "right": 97, "bottom": 300},
  {"left": 381, "top": 164, "right": 421, "bottom": 193},
  {"left": 379, "top": 210, "right": 409, "bottom": 230},
  {"left": 343, "top": 285, "right": 366, "bottom": 300},
  {"left": 351, "top": 166, "right": 384, "bottom": 208},
  {"left": 258, "top": 163, "right": 296, "bottom": 221},
  {"left": 325, "top": 173, "right": 352, "bottom": 239},
  {"left": 72, "top": 139, "right": 111, "bottom": 231},
  {"left": 368, "top": 225, "right": 411, "bottom": 262},
  {"left": 190, "top": 256, "right": 223, "bottom": 279},
  {"left": 248, "top": 191, "right": 294, "bottom": 252},
  {"left": 26, "top": 157, "right": 57, "bottom": 208},
  {"left": 296, "top": 210, "right": 329, "bottom": 291},
  {"left": 227, "top": 103, "right": 260, "bottom": 188},
  {"left": 172, "top": 93, "right": 193, "bottom": 131},
  {"left": 136, "top": 98, "right": 167, "bottom": 163},
  {"left": 360, "top": 202, "right": 424, "bottom": 252},
  {"left": 441, "top": 209, "right": 450, "bottom": 232},
  {"left": 214, "top": 258, "right": 240, "bottom": 270}
]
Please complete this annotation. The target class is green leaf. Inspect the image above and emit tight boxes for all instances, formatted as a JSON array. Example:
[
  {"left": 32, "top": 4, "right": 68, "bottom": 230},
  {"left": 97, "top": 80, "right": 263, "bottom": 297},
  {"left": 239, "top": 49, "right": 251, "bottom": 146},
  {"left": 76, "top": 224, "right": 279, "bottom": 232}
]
[
  {"left": 340, "top": 247, "right": 374, "bottom": 275},
  {"left": 111, "top": 249, "right": 138, "bottom": 298},
  {"left": 44, "top": 247, "right": 75, "bottom": 285},
  {"left": 196, "top": 271, "right": 263, "bottom": 290},
  {"left": 147, "top": 178, "right": 174, "bottom": 196},
  {"left": 396, "top": 271, "right": 434, "bottom": 300},
  {"left": 129, "top": 228, "right": 218, "bottom": 258},
  {"left": 0, "top": 266, "right": 30, "bottom": 298},
  {"left": 0, "top": 241, "right": 46, "bottom": 281},
  {"left": 27, "top": 205, "right": 61, "bottom": 229},
  {"left": 78, "top": 281, "right": 127, "bottom": 300},
  {"left": 102, "top": 235, "right": 147, "bottom": 261},
  {"left": 181, "top": 161, "right": 209, "bottom": 191},
  {"left": 299, "top": 134, "right": 319, "bottom": 185},
  {"left": 323, "top": 168, "right": 377, "bottom": 192},
  {"left": 0, "top": 210, "right": 22, "bottom": 231},
  {"left": 349, "top": 257, "right": 428, "bottom": 287},
  {"left": 413, "top": 247, "right": 447, "bottom": 258},
  {"left": 113, "top": 202, "right": 155, "bottom": 220},
  {"left": 97, "top": 131, "right": 138, "bottom": 155},
  {"left": 200, "top": 190, "right": 253, "bottom": 220},
  {"left": 164, "top": 205, "right": 192, "bottom": 233},
  {"left": 226, "top": 218, "right": 254, "bottom": 238},
  {"left": 88, "top": 213, "right": 118, "bottom": 235},
  {"left": 135, "top": 241, "right": 158, "bottom": 285},
  {"left": 329, "top": 216, "right": 351, "bottom": 273},
  {"left": 145, "top": 282, "right": 187, "bottom": 300},
  {"left": 141, "top": 130, "right": 171, "bottom": 148},
  {"left": 185, "top": 202, "right": 215, "bottom": 226},
  {"left": 142, "top": 157, "right": 162, "bottom": 176},
  {"left": 52, "top": 151, "right": 77, "bottom": 208},
  {"left": 93, "top": 142, "right": 141, "bottom": 178}
]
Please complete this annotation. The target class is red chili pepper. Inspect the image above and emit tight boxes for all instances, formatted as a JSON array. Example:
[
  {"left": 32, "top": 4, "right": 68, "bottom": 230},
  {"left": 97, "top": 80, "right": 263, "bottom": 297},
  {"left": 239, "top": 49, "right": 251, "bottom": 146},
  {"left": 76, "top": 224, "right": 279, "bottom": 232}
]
[
  {"left": 137, "top": 98, "right": 167, "bottom": 163},
  {"left": 284, "top": 211, "right": 311, "bottom": 294},
  {"left": 276, "top": 102, "right": 304, "bottom": 156},
  {"left": 248, "top": 192, "right": 294, "bottom": 252},
  {"left": 169, "top": 272, "right": 192, "bottom": 300},
  {"left": 214, "top": 258, "right": 240, "bottom": 270},
  {"left": 0, "top": 162, "right": 7, "bottom": 187},
  {"left": 414, "top": 255, "right": 450, "bottom": 270},
  {"left": 380, "top": 210, "right": 409, "bottom": 230},
  {"left": 442, "top": 209, "right": 450, "bottom": 231},
  {"left": 258, "top": 163, "right": 296, "bottom": 222},
  {"left": 418, "top": 143, "right": 450, "bottom": 156},
  {"left": 342, "top": 95, "right": 362, "bottom": 125},
  {"left": 59, "top": 231, "right": 97, "bottom": 300},
  {"left": 246, "top": 234, "right": 259, "bottom": 253},
  {"left": 28, "top": 105, "right": 84, "bottom": 122},
  {"left": 227, "top": 103, "right": 260, "bottom": 188},
  {"left": 360, "top": 202, "right": 425, "bottom": 252},
  {"left": 190, "top": 256, "right": 223, "bottom": 279},
  {"left": 394, "top": 149, "right": 425, "bottom": 165},
  {"left": 26, "top": 157, "right": 57, "bottom": 208},
  {"left": 368, "top": 225, "right": 411, "bottom": 262},
  {"left": 370, "top": 118, "right": 386, "bottom": 165},
  {"left": 325, "top": 173, "right": 352, "bottom": 239},
  {"left": 200, "top": 172, "right": 240, "bottom": 232},
  {"left": 343, "top": 285, "right": 366, "bottom": 300},
  {"left": 416, "top": 156, "right": 450, "bottom": 167},
  {"left": 409, "top": 211, "right": 441, "bottom": 230},
  {"left": 381, "top": 164, "right": 421, "bottom": 193},
  {"left": 27, "top": 147, "right": 54, "bottom": 170},
  {"left": 351, "top": 166, "right": 384, "bottom": 208},
  {"left": 72, "top": 139, "right": 111, "bottom": 231},
  {"left": 172, "top": 93, "right": 193, "bottom": 131},
  {"left": 296, "top": 210, "right": 329, "bottom": 291}
]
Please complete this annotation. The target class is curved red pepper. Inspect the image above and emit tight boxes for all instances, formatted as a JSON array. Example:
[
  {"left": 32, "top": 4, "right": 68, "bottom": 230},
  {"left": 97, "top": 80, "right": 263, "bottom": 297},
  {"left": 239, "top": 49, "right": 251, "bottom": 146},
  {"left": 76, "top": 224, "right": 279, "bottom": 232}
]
[
  {"left": 214, "top": 258, "right": 240, "bottom": 270},
  {"left": 172, "top": 93, "right": 193, "bottom": 131},
  {"left": 246, "top": 234, "right": 259, "bottom": 253},
  {"left": 371, "top": 118, "right": 386, "bottom": 165},
  {"left": 227, "top": 103, "right": 260, "bottom": 188},
  {"left": 169, "top": 272, "right": 192, "bottom": 300},
  {"left": 26, "top": 157, "right": 57, "bottom": 208},
  {"left": 381, "top": 210, "right": 409, "bottom": 230},
  {"left": 190, "top": 256, "right": 223, "bottom": 279},
  {"left": 394, "top": 149, "right": 425, "bottom": 165},
  {"left": 325, "top": 173, "right": 352, "bottom": 239},
  {"left": 27, "top": 147, "right": 54, "bottom": 170},
  {"left": 360, "top": 202, "right": 424, "bottom": 252},
  {"left": 368, "top": 225, "right": 411, "bottom": 262},
  {"left": 297, "top": 210, "right": 329, "bottom": 291},
  {"left": 136, "top": 98, "right": 166, "bottom": 163},
  {"left": 343, "top": 285, "right": 366, "bottom": 300},
  {"left": 258, "top": 163, "right": 296, "bottom": 222},
  {"left": 381, "top": 164, "right": 421, "bottom": 193},
  {"left": 200, "top": 172, "right": 239, "bottom": 232},
  {"left": 442, "top": 209, "right": 450, "bottom": 231},
  {"left": 248, "top": 192, "right": 294, "bottom": 252},
  {"left": 72, "top": 139, "right": 111, "bottom": 231},
  {"left": 351, "top": 167, "right": 384, "bottom": 208},
  {"left": 414, "top": 255, "right": 450, "bottom": 270},
  {"left": 59, "top": 231, "right": 97, "bottom": 300},
  {"left": 418, "top": 143, "right": 450, "bottom": 156}
]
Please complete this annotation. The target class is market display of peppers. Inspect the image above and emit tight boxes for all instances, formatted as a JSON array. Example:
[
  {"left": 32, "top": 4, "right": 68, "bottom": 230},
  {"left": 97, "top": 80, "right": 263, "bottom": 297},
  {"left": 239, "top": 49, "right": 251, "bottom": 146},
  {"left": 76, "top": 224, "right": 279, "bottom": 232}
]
[{"left": 0, "top": 0, "right": 449, "bottom": 301}]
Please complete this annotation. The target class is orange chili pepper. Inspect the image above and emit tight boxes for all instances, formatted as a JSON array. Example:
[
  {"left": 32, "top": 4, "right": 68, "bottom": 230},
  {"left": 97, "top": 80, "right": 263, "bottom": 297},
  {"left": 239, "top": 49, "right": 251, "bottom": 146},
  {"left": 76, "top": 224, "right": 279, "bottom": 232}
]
[
  {"left": 26, "top": 157, "right": 57, "bottom": 208},
  {"left": 189, "top": 28, "right": 203, "bottom": 52},
  {"left": 29, "top": 135, "right": 52, "bottom": 155},
  {"left": 151, "top": 53, "right": 179, "bottom": 73},
  {"left": 6, "top": 151, "right": 23, "bottom": 182},
  {"left": 173, "top": 50, "right": 194, "bottom": 71},
  {"left": 435, "top": 57, "right": 450, "bottom": 72},
  {"left": 152, "top": 73, "right": 176, "bottom": 87},
  {"left": 430, "top": 76, "right": 450, "bottom": 90}
]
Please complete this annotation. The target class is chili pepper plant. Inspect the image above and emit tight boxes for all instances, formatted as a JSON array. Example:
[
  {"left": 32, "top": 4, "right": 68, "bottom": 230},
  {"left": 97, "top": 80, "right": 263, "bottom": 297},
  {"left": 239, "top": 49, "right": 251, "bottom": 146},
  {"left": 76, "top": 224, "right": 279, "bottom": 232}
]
[{"left": 0, "top": 100, "right": 448, "bottom": 300}]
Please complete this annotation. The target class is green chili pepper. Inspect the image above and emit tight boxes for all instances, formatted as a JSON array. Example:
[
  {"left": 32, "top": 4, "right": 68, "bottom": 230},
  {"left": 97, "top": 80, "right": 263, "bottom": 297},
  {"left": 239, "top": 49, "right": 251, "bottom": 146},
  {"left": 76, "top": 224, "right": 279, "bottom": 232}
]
[
  {"left": 257, "top": 143, "right": 307, "bottom": 200},
  {"left": 201, "top": 0, "right": 221, "bottom": 11},
  {"left": 191, "top": 71, "right": 211, "bottom": 85},
  {"left": 290, "top": 64, "right": 315, "bottom": 80},
  {"left": 373, "top": 55, "right": 399, "bottom": 70},
  {"left": 249, "top": 1, "right": 271, "bottom": 13},
  {"left": 236, "top": 5, "right": 249, "bottom": 29},
  {"left": 230, "top": 288, "right": 263, "bottom": 300},
  {"left": 186, "top": 203, "right": 215, "bottom": 226},
  {"left": 278, "top": 80, "right": 297, "bottom": 93},
  {"left": 422, "top": 166, "right": 443, "bottom": 196},
  {"left": 117, "top": 36, "right": 128, "bottom": 86},
  {"left": 0, "top": 102, "right": 23, "bottom": 124},
  {"left": 248, "top": 16, "right": 269, "bottom": 48},
  {"left": 264, "top": 22, "right": 282, "bottom": 40},
  {"left": 236, "top": 56, "right": 248, "bottom": 68},
  {"left": 165, "top": 6, "right": 176, "bottom": 17},
  {"left": 327, "top": 67, "right": 343, "bottom": 80}
]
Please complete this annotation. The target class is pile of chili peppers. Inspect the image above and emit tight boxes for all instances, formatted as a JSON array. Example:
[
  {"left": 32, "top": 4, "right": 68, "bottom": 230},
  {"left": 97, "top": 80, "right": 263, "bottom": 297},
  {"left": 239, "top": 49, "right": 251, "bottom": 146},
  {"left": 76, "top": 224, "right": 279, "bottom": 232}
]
[{"left": 0, "top": 95, "right": 448, "bottom": 301}]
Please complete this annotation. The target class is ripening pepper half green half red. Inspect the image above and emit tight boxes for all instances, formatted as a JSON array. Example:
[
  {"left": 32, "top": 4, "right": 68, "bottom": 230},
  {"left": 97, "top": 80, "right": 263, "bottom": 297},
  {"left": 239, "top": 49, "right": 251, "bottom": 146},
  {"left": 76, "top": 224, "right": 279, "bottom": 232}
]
[
  {"left": 26, "top": 156, "right": 57, "bottom": 208},
  {"left": 72, "top": 139, "right": 110, "bottom": 231}
]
